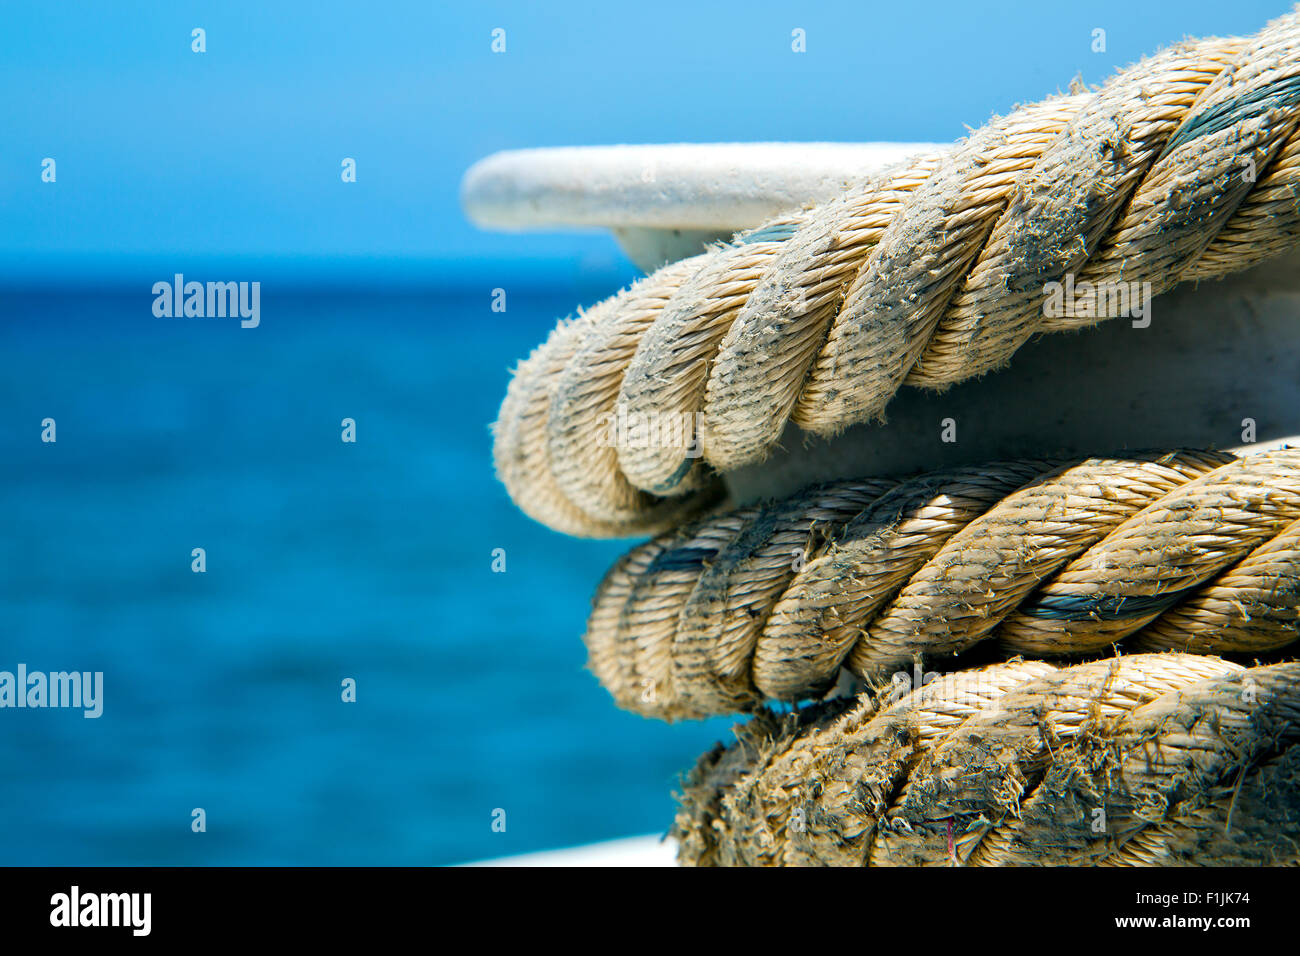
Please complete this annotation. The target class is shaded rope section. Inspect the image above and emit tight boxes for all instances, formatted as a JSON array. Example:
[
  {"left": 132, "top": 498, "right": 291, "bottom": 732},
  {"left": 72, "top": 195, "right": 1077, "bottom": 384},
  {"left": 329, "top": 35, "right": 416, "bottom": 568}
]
[
  {"left": 672, "top": 654, "right": 1300, "bottom": 866},
  {"left": 584, "top": 448, "right": 1300, "bottom": 720},
  {"left": 492, "top": 258, "right": 728, "bottom": 537},
  {"left": 494, "top": 12, "right": 1300, "bottom": 536}
]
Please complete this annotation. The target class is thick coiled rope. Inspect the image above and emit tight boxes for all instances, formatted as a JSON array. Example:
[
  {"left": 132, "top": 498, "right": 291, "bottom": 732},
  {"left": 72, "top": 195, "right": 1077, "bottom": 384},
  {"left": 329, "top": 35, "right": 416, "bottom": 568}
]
[
  {"left": 672, "top": 654, "right": 1300, "bottom": 866},
  {"left": 494, "top": 11, "right": 1300, "bottom": 537},
  {"left": 585, "top": 448, "right": 1300, "bottom": 720}
]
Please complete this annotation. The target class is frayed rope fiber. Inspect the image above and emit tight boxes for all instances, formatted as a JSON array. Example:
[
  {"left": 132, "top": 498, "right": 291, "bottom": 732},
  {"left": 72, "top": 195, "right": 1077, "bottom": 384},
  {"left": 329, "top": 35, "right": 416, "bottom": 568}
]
[
  {"left": 494, "top": 11, "right": 1300, "bottom": 537},
  {"left": 672, "top": 654, "right": 1300, "bottom": 866},
  {"left": 585, "top": 449, "right": 1300, "bottom": 720}
]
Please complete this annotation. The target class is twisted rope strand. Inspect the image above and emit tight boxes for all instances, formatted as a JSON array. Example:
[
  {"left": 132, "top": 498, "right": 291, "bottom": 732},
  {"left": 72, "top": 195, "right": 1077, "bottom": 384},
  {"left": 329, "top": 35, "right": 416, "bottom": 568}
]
[
  {"left": 996, "top": 449, "right": 1300, "bottom": 654},
  {"left": 906, "top": 40, "right": 1245, "bottom": 380},
  {"left": 1132, "top": 516, "right": 1300, "bottom": 652},
  {"left": 754, "top": 459, "right": 1056, "bottom": 699},
  {"left": 584, "top": 449, "right": 1300, "bottom": 720},
  {"left": 876, "top": 655, "right": 1243, "bottom": 866},
  {"left": 672, "top": 655, "right": 1300, "bottom": 866},
  {"left": 1098, "top": 747, "right": 1300, "bottom": 866},
  {"left": 785, "top": 94, "right": 1090, "bottom": 439},
  {"left": 492, "top": 265, "right": 726, "bottom": 537},
  {"left": 962, "top": 663, "right": 1300, "bottom": 866},
  {"left": 547, "top": 256, "right": 711, "bottom": 524},
  {"left": 615, "top": 223, "right": 811, "bottom": 495},
  {"left": 850, "top": 449, "right": 1244, "bottom": 673},
  {"left": 494, "top": 12, "right": 1300, "bottom": 536}
]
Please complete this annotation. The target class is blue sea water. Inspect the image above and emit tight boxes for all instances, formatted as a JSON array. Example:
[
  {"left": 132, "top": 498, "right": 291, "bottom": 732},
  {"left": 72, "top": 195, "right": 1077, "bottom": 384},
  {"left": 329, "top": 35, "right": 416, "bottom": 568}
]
[{"left": 0, "top": 284, "right": 736, "bottom": 865}]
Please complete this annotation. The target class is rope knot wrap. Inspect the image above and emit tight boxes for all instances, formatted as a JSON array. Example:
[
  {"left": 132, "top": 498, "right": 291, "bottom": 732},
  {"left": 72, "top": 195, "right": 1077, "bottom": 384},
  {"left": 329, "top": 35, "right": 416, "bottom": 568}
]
[
  {"left": 493, "top": 11, "right": 1300, "bottom": 537},
  {"left": 585, "top": 449, "right": 1300, "bottom": 721},
  {"left": 672, "top": 654, "right": 1300, "bottom": 866}
]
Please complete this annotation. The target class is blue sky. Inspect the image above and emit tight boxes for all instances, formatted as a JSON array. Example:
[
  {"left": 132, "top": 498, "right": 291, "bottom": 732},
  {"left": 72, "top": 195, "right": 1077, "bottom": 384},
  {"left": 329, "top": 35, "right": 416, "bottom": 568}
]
[{"left": 1, "top": 0, "right": 1289, "bottom": 285}]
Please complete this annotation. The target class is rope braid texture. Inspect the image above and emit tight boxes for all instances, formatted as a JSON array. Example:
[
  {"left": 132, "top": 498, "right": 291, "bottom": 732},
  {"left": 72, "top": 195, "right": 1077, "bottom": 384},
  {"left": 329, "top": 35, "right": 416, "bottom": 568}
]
[
  {"left": 585, "top": 448, "right": 1300, "bottom": 721},
  {"left": 493, "top": 11, "right": 1300, "bottom": 537},
  {"left": 672, "top": 654, "right": 1300, "bottom": 866}
]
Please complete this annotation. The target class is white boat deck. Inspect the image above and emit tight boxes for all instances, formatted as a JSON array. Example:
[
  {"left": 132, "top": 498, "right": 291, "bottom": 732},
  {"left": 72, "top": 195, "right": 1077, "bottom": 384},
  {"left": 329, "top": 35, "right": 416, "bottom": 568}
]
[{"left": 466, "top": 834, "right": 678, "bottom": 867}]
